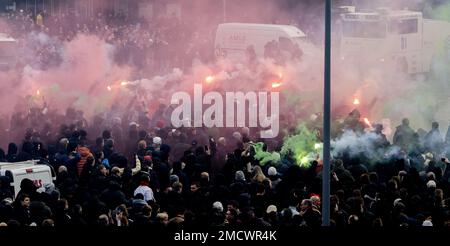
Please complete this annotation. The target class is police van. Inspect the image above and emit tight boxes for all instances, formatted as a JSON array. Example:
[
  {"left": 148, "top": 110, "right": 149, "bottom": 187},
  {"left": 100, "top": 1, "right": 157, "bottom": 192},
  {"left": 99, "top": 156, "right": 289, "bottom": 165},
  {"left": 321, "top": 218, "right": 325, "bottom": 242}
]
[
  {"left": 0, "top": 160, "right": 55, "bottom": 198},
  {"left": 214, "top": 23, "right": 306, "bottom": 61}
]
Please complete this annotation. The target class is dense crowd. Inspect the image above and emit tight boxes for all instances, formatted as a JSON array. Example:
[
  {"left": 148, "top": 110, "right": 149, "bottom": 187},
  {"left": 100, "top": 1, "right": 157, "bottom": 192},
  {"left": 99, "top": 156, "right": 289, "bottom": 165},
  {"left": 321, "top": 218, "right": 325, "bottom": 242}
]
[
  {"left": 1, "top": 10, "right": 214, "bottom": 75},
  {"left": 1, "top": 7, "right": 450, "bottom": 229},
  {"left": 0, "top": 101, "right": 450, "bottom": 228}
]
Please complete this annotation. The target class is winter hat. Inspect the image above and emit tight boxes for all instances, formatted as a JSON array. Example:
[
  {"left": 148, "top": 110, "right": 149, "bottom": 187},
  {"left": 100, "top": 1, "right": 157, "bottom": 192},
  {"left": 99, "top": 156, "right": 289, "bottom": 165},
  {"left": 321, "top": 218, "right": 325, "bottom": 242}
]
[
  {"left": 129, "top": 122, "right": 139, "bottom": 127},
  {"left": 422, "top": 220, "right": 433, "bottom": 226},
  {"left": 1, "top": 198, "right": 12, "bottom": 206},
  {"left": 266, "top": 205, "right": 278, "bottom": 214},
  {"left": 235, "top": 171, "right": 246, "bottom": 182},
  {"left": 268, "top": 166, "right": 278, "bottom": 176},
  {"left": 156, "top": 120, "right": 165, "bottom": 129},
  {"left": 393, "top": 198, "right": 402, "bottom": 207},
  {"left": 153, "top": 137, "right": 162, "bottom": 145},
  {"left": 232, "top": 132, "right": 242, "bottom": 141},
  {"left": 170, "top": 174, "right": 179, "bottom": 184},
  {"left": 427, "top": 180, "right": 437, "bottom": 188},
  {"left": 212, "top": 201, "right": 224, "bottom": 212}
]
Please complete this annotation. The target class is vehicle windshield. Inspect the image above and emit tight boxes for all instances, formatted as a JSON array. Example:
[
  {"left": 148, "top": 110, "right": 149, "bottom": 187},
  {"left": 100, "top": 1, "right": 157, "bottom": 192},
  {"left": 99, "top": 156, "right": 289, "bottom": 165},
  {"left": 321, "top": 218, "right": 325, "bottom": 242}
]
[
  {"left": 342, "top": 20, "right": 387, "bottom": 38},
  {"left": 389, "top": 18, "right": 418, "bottom": 34}
]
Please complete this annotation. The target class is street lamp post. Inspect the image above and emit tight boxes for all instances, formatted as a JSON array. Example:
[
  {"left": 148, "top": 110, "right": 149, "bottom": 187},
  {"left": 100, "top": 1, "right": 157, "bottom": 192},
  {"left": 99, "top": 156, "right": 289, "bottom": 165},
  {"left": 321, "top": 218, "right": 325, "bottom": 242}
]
[{"left": 322, "top": 0, "right": 332, "bottom": 226}]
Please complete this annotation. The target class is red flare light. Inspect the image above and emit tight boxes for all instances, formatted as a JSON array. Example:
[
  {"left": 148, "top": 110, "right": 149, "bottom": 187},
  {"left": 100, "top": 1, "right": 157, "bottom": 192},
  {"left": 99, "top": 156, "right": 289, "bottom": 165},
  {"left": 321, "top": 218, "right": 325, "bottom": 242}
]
[
  {"left": 107, "top": 85, "right": 112, "bottom": 91},
  {"left": 353, "top": 98, "right": 360, "bottom": 105},
  {"left": 272, "top": 82, "right": 282, "bottom": 88},
  {"left": 364, "top": 118, "right": 372, "bottom": 127},
  {"left": 36, "top": 89, "right": 40, "bottom": 96},
  {"left": 205, "top": 76, "right": 214, "bottom": 84}
]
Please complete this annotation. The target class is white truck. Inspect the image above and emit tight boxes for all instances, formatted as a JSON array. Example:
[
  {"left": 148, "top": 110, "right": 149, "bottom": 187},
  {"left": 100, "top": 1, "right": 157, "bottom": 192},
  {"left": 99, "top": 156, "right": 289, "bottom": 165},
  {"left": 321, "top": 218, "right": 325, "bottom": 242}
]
[
  {"left": 338, "top": 6, "right": 450, "bottom": 74},
  {"left": 214, "top": 23, "right": 306, "bottom": 61},
  {"left": 0, "top": 160, "right": 55, "bottom": 198},
  {"left": 0, "top": 33, "right": 18, "bottom": 70}
]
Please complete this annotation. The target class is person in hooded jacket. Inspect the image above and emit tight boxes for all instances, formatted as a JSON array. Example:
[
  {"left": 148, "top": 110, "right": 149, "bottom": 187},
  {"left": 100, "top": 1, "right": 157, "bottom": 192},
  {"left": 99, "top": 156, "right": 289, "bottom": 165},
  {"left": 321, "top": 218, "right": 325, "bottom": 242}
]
[
  {"left": 6, "top": 143, "right": 18, "bottom": 162},
  {"left": 100, "top": 181, "right": 127, "bottom": 210},
  {"left": 16, "top": 178, "right": 41, "bottom": 202}
]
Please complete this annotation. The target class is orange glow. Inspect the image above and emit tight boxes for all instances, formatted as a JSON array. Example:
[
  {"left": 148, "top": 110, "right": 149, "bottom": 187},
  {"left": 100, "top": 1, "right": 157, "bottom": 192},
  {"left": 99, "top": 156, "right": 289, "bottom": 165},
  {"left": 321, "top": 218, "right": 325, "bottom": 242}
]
[
  {"left": 272, "top": 82, "right": 282, "bottom": 88},
  {"left": 107, "top": 86, "right": 112, "bottom": 91},
  {"left": 353, "top": 98, "right": 360, "bottom": 105},
  {"left": 36, "top": 89, "right": 40, "bottom": 96},
  {"left": 120, "top": 81, "right": 128, "bottom": 86},
  {"left": 205, "top": 76, "right": 214, "bottom": 84},
  {"left": 364, "top": 118, "right": 372, "bottom": 127}
]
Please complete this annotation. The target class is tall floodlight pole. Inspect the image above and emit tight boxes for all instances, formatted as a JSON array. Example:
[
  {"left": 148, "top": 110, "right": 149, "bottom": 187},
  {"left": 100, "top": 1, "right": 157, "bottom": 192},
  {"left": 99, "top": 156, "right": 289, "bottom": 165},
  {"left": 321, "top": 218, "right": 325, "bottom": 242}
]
[
  {"left": 322, "top": 0, "right": 332, "bottom": 226},
  {"left": 223, "top": 0, "right": 226, "bottom": 22}
]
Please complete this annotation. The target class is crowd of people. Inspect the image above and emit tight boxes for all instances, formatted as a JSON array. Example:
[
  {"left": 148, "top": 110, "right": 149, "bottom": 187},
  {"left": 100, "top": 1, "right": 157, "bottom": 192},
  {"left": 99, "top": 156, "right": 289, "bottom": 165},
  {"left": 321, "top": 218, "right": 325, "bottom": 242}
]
[
  {"left": 1, "top": 9, "right": 214, "bottom": 75},
  {"left": 0, "top": 101, "right": 450, "bottom": 228},
  {"left": 0, "top": 7, "right": 450, "bottom": 229}
]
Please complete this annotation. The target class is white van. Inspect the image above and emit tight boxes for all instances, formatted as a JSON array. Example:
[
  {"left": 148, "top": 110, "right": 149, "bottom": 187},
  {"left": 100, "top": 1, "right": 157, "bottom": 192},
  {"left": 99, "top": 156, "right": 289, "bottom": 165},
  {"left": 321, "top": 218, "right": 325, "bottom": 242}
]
[
  {"left": 214, "top": 23, "right": 306, "bottom": 61},
  {"left": 0, "top": 33, "right": 18, "bottom": 70},
  {"left": 0, "top": 162, "right": 55, "bottom": 198}
]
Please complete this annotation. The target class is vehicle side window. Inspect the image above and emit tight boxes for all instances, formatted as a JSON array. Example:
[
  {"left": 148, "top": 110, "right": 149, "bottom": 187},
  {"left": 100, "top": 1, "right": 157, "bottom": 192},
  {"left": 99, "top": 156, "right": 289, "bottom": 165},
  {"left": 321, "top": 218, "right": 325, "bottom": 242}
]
[{"left": 389, "top": 18, "right": 418, "bottom": 34}]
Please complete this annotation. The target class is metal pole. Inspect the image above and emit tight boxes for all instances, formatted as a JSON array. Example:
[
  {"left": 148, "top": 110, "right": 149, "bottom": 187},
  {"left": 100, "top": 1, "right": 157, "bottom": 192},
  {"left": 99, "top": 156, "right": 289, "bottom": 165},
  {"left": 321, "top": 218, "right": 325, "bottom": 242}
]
[
  {"left": 322, "top": 0, "right": 332, "bottom": 227},
  {"left": 34, "top": 0, "right": 37, "bottom": 16},
  {"left": 223, "top": 0, "right": 226, "bottom": 22}
]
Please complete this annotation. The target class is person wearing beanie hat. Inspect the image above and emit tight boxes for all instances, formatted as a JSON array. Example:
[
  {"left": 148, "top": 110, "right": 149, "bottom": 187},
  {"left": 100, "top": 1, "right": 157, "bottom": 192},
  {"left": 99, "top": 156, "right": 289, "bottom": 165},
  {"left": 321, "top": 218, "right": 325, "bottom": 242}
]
[
  {"left": 213, "top": 201, "right": 224, "bottom": 212},
  {"left": 153, "top": 137, "right": 162, "bottom": 146},
  {"left": 235, "top": 170, "right": 246, "bottom": 182},
  {"left": 129, "top": 122, "right": 139, "bottom": 128},
  {"left": 427, "top": 180, "right": 437, "bottom": 189},
  {"left": 267, "top": 166, "right": 281, "bottom": 189},
  {"left": 266, "top": 205, "right": 277, "bottom": 214},
  {"left": 393, "top": 198, "right": 402, "bottom": 207},
  {"left": 232, "top": 132, "right": 242, "bottom": 142},
  {"left": 267, "top": 166, "right": 277, "bottom": 176},
  {"left": 422, "top": 219, "right": 433, "bottom": 226},
  {"left": 170, "top": 174, "right": 180, "bottom": 185},
  {"left": 156, "top": 120, "right": 165, "bottom": 129}
]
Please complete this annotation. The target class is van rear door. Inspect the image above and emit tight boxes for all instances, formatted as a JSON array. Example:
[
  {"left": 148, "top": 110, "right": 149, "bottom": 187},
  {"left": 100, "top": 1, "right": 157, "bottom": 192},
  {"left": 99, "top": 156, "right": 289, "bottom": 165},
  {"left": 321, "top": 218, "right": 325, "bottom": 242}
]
[{"left": 1, "top": 165, "right": 53, "bottom": 198}]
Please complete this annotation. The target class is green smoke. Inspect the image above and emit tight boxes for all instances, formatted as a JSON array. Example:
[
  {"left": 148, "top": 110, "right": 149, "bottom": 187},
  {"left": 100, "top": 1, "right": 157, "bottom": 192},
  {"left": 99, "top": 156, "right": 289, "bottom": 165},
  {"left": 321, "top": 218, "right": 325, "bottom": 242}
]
[
  {"left": 252, "top": 142, "right": 281, "bottom": 166},
  {"left": 429, "top": 2, "right": 450, "bottom": 22},
  {"left": 280, "top": 123, "right": 320, "bottom": 168}
]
